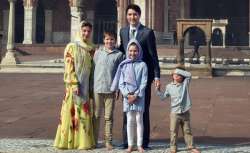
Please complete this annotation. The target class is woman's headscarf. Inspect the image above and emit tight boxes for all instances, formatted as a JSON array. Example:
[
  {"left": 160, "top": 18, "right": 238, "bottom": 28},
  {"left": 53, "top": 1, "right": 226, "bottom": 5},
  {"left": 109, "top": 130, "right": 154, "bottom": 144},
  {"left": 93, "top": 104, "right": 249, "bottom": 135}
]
[
  {"left": 73, "top": 21, "right": 94, "bottom": 84},
  {"left": 110, "top": 39, "right": 143, "bottom": 92},
  {"left": 73, "top": 21, "right": 95, "bottom": 103}
]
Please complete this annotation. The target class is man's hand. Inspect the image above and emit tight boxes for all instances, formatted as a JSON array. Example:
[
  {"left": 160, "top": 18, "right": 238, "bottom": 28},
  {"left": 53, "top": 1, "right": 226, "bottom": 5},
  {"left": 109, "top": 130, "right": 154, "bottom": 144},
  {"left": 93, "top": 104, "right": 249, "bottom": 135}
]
[
  {"left": 127, "top": 94, "right": 137, "bottom": 104},
  {"left": 154, "top": 79, "right": 161, "bottom": 90}
]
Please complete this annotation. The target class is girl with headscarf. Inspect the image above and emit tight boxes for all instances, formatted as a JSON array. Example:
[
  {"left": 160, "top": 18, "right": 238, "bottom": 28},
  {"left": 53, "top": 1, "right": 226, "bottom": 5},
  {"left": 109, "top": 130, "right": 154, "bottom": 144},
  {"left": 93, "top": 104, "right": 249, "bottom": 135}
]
[
  {"left": 54, "top": 21, "right": 95, "bottom": 149},
  {"left": 111, "top": 39, "right": 148, "bottom": 153}
]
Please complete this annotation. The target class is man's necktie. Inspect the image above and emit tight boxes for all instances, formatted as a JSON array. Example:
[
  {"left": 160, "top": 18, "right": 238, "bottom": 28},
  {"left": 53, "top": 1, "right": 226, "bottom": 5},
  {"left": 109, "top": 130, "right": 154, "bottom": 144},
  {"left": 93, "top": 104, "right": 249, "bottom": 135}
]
[{"left": 130, "top": 29, "right": 136, "bottom": 39}]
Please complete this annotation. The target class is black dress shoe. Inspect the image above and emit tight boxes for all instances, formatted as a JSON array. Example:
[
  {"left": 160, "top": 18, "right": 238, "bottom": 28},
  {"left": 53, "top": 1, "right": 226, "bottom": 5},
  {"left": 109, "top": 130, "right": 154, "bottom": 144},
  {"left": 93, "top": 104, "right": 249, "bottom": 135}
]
[{"left": 143, "top": 145, "right": 152, "bottom": 150}]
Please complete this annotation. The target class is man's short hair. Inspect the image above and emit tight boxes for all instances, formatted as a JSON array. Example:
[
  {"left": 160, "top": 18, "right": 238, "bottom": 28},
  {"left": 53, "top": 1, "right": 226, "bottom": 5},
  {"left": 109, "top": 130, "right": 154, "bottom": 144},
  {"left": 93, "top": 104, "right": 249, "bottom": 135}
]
[
  {"left": 126, "top": 4, "right": 141, "bottom": 15},
  {"left": 103, "top": 30, "right": 117, "bottom": 40}
]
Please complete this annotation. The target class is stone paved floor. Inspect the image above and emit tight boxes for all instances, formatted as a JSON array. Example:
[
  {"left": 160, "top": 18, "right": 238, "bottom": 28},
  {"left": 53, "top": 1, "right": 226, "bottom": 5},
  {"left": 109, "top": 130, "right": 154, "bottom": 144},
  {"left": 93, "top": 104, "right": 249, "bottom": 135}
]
[
  {"left": 0, "top": 74, "right": 250, "bottom": 153},
  {"left": 0, "top": 139, "right": 250, "bottom": 153}
]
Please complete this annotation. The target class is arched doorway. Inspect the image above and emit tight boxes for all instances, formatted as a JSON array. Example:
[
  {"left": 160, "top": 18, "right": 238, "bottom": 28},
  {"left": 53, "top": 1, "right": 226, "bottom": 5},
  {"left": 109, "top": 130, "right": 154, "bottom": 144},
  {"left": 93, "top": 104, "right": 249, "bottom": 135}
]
[
  {"left": 36, "top": 0, "right": 45, "bottom": 43},
  {"left": 15, "top": 0, "right": 24, "bottom": 43},
  {"left": 212, "top": 28, "right": 223, "bottom": 46},
  {"left": 183, "top": 26, "right": 206, "bottom": 61},
  {"left": 184, "top": 26, "right": 206, "bottom": 46},
  {"left": 94, "top": 0, "right": 117, "bottom": 44}
]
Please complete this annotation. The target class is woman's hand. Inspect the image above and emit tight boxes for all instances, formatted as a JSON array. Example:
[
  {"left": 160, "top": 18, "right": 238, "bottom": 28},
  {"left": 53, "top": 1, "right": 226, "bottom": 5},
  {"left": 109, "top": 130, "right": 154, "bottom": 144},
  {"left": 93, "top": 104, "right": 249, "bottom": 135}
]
[
  {"left": 128, "top": 94, "right": 137, "bottom": 104},
  {"left": 73, "top": 87, "right": 80, "bottom": 96}
]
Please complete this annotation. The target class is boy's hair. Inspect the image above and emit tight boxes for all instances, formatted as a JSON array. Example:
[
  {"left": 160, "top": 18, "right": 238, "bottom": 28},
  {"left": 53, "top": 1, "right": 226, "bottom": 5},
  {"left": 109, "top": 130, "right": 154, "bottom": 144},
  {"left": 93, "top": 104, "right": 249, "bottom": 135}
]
[
  {"left": 126, "top": 4, "right": 141, "bottom": 15},
  {"left": 103, "top": 30, "right": 117, "bottom": 40},
  {"left": 80, "top": 21, "right": 92, "bottom": 29}
]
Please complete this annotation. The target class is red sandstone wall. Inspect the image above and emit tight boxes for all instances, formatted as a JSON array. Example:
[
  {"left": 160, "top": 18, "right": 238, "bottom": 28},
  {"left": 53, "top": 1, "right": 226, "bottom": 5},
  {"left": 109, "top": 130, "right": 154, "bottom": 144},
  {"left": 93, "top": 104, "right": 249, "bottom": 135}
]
[
  {"left": 168, "top": 0, "right": 180, "bottom": 32},
  {"left": 52, "top": 0, "right": 71, "bottom": 32},
  {"left": 154, "top": 0, "right": 164, "bottom": 32}
]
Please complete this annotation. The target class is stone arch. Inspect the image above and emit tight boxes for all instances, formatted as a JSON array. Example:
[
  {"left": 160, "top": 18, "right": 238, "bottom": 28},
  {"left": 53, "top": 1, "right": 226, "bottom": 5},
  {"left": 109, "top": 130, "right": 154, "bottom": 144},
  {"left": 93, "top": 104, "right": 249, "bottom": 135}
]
[
  {"left": 176, "top": 19, "right": 212, "bottom": 68},
  {"left": 183, "top": 26, "right": 206, "bottom": 46},
  {"left": 211, "top": 28, "right": 223, "bottom": 46}
]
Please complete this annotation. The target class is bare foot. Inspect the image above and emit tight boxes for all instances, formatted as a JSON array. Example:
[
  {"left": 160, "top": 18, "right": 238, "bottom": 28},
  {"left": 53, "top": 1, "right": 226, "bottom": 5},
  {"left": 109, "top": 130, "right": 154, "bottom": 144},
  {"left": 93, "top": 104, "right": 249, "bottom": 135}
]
[
  {"left": 138, "top": 146, "right": 145, "bottom": 153},
  {"left": 126, "top": 146, "right": 133, "bottom": 153},
  {"left": 189, "top": 148, "right": 200, "bottom": 153},
  {"left": 105, "top": 143, "right": 113, "bottom": 150}
]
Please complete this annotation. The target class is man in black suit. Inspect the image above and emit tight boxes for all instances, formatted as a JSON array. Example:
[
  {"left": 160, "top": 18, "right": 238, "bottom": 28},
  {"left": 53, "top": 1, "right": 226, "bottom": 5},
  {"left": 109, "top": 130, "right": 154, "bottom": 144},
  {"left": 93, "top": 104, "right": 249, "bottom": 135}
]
[{"left": 119, "top": 4, "right": 161, "bottom": 149}]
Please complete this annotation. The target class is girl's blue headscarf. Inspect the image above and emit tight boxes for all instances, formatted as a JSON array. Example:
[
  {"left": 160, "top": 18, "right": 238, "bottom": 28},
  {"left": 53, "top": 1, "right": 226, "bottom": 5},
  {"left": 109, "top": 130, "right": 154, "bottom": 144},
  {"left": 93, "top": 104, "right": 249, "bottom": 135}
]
[{"left": 110, "top": 39, "right": 143, "bottom": 92}]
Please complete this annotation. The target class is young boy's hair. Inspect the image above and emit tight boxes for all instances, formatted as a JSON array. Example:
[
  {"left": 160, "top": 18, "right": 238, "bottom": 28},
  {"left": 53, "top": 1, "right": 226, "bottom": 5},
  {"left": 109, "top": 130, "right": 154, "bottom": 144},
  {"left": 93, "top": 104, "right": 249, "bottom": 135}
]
[
  {"left": 126, "top": 4, "right": 141, "bottom": 15},
  {"left": 103, "top": 30, "right": 117, "bottom": 40}
]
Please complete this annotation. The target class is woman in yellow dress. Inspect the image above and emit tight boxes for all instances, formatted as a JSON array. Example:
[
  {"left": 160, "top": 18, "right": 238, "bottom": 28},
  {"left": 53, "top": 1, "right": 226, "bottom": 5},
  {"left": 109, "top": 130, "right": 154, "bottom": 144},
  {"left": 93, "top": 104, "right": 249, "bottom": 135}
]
[{"left": 54, "top": 21, "right": 96, "bottom": 149}]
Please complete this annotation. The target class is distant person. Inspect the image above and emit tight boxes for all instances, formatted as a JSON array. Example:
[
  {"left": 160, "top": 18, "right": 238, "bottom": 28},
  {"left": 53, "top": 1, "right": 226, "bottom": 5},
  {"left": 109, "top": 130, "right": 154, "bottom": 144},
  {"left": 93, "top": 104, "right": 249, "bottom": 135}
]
[
  {"left": 54, "top": 21, "right": 96, "bottom": 149},
  {"left": 119, "top": 4, "right": 161, "bottom": 149},
  {"left": 173, "top": 30, "right": 177, "bottom": 45},
  {"left": 93, "top": 30, "right": 123, "bottom": 150},
  {"left": 156, "top": 67, "right": 200, "bottom": 153},
  {"left": 111, "top": 39, "right": 148, "bottom": 153},
  {"left": 191, "top": 40, "right": 200, "bottom": 59}
]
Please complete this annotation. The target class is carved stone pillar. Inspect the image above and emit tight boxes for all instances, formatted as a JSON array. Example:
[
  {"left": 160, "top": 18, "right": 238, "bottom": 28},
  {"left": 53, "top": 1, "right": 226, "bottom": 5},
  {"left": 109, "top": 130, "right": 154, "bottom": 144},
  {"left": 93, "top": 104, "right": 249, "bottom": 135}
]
[
  {"left": 133, "top": 0, "right": 147, "bottom": 25},
  {"left": 69, "top": 0, "right": 87, "bottom": 41},
  {"left": 177, "top": 38, "right": 185, "bottom": 65},
  {"left": 23, "top": 0, "right": 38, "bottom": 44},
  {"left": 1, "top": 0, "right": 19, "bottom": 65},
  {"left": 117, "top": 0, "right": 130, "bottom": 44},
  {"left": 148, "top": 0, "right": 155, "bottom": 29},
  {"left": 117, "top": 0, "right": 130, "bottom": 29},
  {"left": 206, "top": 39, "right": 212, "bottom": 66},
  {"left": 164, "top": 0, "right": 169, "bottom": 33}
]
